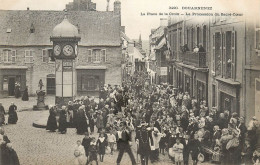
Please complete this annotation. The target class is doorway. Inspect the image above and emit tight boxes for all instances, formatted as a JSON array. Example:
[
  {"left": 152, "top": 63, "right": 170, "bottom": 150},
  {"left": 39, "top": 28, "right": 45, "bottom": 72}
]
[{"left": 8, "top": 77, "right": 15, "bottom": 96}]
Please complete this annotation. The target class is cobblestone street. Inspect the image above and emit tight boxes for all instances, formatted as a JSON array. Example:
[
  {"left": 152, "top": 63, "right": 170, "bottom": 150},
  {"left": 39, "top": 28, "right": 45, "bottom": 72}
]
[{"left": 1, "top": 110, "right": 213, "bottom": 165}]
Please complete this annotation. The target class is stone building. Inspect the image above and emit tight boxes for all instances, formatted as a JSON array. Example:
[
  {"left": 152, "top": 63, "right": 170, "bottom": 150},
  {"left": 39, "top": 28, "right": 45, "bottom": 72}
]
[
  {"left": 167, "top": 14, "right": 260, "bottom": 123},
  {"left": 168, "top": 16, "right": 209, "bottom": 103},
  {"left": 0, "top": 0, "right": 122, "bottom": 97}
]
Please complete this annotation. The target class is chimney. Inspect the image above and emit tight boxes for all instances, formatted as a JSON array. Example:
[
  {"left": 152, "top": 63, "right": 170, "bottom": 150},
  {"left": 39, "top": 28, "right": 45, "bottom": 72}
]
[
  {"left": 106, "top": 0, "right": 110, "bottom": 11},
  {"left": 114, "top": 0, "right": 121, "bottom": 15},
  {"left": 114, "top": 0, "right": 121, "bottom": 25},
  {"left": 160, "top": 18, "right": 168, "bottom": 27},
  {"left": 27, "top": 7, "right": 30, "bottom": 10}
]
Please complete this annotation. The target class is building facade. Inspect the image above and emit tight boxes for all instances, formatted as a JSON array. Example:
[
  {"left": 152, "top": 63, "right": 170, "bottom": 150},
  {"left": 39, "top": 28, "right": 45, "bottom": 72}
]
[
  {"left": 0, "top": 0, "right": 122, "bottom": 98},
  {"left": 168, "top": 17, "right": 210, "bottom": 103},
  {"left": 167, "top": 14, "right": 260, "bottom": 123}
]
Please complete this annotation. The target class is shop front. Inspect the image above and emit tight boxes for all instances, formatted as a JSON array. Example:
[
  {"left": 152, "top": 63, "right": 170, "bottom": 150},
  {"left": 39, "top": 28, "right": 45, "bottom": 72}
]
[
  {"left": 76, "top": 66, "right": 106, "bottom": 96},
  {"left": 217, "top": 78, "right": 240, "bottom": 114},
  {"left": 0, "top": 66, "right": 27, "bottom": 98}
]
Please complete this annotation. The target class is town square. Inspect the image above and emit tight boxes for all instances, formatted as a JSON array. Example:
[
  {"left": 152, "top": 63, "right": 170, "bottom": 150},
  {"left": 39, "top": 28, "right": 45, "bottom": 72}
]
[{"left": 0, "top": 0, "right": 260, "bottom": 165}]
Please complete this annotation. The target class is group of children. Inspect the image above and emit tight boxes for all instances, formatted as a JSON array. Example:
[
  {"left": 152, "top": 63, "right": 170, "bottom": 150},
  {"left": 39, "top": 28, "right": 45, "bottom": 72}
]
[{"left": 74, "top": 130, "right": 117, "bottom": 165}]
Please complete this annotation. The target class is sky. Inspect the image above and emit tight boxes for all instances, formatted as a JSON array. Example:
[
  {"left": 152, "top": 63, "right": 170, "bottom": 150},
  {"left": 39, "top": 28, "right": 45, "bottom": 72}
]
[{"left": 0, "top": 0, "right": 259, "bottom": 40}]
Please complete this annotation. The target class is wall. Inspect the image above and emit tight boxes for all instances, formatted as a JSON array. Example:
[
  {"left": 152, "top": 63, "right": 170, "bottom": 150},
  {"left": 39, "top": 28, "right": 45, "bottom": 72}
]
[{"left": 0, "top": 45, "right": 122, "bottom": 97}]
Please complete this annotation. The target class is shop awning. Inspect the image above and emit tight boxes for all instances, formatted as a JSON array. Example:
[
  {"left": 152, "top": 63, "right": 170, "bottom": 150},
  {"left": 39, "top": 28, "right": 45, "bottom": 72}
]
[
  {"left": 0, "top": 66, "right": 28, "bottom": 69},
  {"left": 76, "top": 66, "right": 107, "bottom": 70}
]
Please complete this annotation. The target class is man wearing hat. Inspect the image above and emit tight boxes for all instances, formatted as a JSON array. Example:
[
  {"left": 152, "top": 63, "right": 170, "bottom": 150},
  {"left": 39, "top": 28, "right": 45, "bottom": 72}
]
[
  {"left": 136, "top": 121, "right": 152, "bottom": 165},
  {"left": 116, "top": 121, "right": 136, "bottom": 165}
]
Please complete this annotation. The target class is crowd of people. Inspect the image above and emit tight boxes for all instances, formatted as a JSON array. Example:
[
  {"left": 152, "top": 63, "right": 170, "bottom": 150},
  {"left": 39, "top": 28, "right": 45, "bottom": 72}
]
[{"left": 45, "top": 71, "right": 260, "bottom": 165}]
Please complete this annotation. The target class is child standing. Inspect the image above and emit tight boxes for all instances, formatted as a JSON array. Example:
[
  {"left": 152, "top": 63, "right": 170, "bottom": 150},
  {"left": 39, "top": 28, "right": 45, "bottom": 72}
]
[
  {"left": 173, "top": 138, "right": 184, "bottom": 165},
  {"left": 97, "top": 133, "right": 107, "bottom": 162},
  {"left": 82, "top": 132, "right": 91, "bottom": 162},
  {"left": 107, "top": 130, "right": 116, "bottom": 155},
  {"left": 89, "top": 137, "right": 98, "bottom": 165}
]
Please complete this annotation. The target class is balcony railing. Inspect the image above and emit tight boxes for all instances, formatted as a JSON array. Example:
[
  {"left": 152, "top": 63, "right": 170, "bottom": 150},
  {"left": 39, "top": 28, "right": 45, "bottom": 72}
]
[{"left": 180, "top": 51, "right": 207, "bottom": 68}]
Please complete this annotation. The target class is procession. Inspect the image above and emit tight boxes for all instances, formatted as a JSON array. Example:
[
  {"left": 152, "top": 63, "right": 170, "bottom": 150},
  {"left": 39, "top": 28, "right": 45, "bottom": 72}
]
[{"left": 0, "top": 0, "right": 260, "bottom": 164}]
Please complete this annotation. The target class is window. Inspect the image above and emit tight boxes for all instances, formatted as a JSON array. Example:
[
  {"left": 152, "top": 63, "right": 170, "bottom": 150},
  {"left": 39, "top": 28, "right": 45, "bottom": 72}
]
[
  {"left": 203, "top": 25, "right": 207, "bottom": 50},
  {"left": 88, "top": 49, "right": 107, "bottom": 63},
  {"left": 87, "top": 49, "right": 92, "bottom": 62},
  {"left": 212, "top": 85, "right": 216, "bottom": 107},
  {"left": 197, "top": 27, "right": 200, "bottom": 45},
  {"left": 101, "top": 49, "right": 107, "bottom": 62},
  {"left": 186, "top": 29, "right": 189, "bottom": 47},
  {"left": 191, "top": 28, "right": 194, "bottom": 49},
  {"left": 42, "top": 49, "right": 48, "bottom": 63},
  {"left": 80, "top": 75, "right": 100, "bottom": 91},
  {"left": 214, "top": 32, "right": 222, "bottom": 76},
  {"left": 92, "top": 49, "right": 101, "bottom": 62},
  {"left": 42, "top": 49, "right": 54, "bottom": 63},
  {"left": 2, "top": 50, "right": 16, "bottom": 63},
  {"left": 25, "top": 50, "right": 34, "bottom": 63},
  {"left": 213, "top": 31, "right": 236, "bottom": 79}
]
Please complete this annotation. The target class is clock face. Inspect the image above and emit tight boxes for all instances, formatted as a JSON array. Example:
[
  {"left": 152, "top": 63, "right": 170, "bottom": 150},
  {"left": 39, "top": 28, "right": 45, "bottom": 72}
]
[
  {"left": 63, "top": 45, "right": 74, "bottom": 56},
  {"left": 53, "top": 45, "right": 61, "bottom": 56}
]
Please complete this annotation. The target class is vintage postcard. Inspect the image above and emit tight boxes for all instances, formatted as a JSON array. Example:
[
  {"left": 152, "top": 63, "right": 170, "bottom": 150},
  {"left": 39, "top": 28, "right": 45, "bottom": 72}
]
[{"left": 0, "top": 0, "right": 259, "bottom": 164}]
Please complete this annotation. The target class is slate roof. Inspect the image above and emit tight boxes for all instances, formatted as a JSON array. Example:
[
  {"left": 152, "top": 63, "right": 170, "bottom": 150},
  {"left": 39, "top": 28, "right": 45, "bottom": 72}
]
[{"left": 0, "top": 10, "right": 121, "bottom": 46}]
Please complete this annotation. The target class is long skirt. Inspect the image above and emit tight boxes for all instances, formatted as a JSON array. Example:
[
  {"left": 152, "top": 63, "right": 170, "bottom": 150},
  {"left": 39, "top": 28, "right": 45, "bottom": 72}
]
[
  {"left": 46, "top": 115, "right": 57, "bottom": 131},
  {"left": 8, "top": 112, "right": 18, "bottom": 124}
]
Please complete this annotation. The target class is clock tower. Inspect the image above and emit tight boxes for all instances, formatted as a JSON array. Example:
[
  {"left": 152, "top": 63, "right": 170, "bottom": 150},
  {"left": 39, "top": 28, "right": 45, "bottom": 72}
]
[{"left": 50, "top": 13, "right": 81, "bottom": 106}]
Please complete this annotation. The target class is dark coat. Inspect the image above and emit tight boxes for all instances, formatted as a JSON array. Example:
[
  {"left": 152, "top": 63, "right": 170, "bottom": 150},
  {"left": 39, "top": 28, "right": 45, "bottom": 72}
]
[
  {"left": 1, "top": 145, "right": 20, "bottom": 165},
  {"left": 21, "top": 87, "right": 29, "bottom": 101},
  {"left": 46, "top": 108, "right": 57, "bottom": 131},
  {"left": 97, "top": 137, "right": 107, "bottom": 155},
  {"left": 76, "top": 109, "right": 88, "bottom": 134},
  {"left": 58, "top": 110, "right": 67, "bottom": 133},
  {"left": 135, "top": 128, "right": 152, "bottom": 156},
  {"left": 8, "top": 105, "right": 18, "bottom": 124},
  {"left": 82, "top": 137, "right": 91, "bottom": 156}
]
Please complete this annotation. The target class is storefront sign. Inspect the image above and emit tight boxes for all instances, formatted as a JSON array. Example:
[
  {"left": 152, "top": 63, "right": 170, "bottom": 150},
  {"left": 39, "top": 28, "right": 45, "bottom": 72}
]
[
  {"left": 160, "top": 67, "right": 167, "bottom": 76},
  {"left": 63, "top": 60, "right": 73, "bottom": 72}
]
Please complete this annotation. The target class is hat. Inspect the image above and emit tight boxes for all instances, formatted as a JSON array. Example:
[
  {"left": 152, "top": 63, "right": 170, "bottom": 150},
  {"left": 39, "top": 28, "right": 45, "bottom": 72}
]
[{"left": 198, "top": 153, "right": 204, "bottom": 162}]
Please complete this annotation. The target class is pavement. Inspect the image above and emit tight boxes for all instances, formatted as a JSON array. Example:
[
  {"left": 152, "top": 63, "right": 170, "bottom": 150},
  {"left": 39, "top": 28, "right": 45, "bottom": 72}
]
[
  {"left": 0, "top": 96, "right": 214, "bottom": 165},
  {"left": 0, "top": 95, "right": 55, "bottom": 112}
]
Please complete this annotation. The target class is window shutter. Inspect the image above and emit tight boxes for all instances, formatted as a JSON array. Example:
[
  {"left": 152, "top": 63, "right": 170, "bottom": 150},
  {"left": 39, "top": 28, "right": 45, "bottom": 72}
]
[
  {"left": 102, "top": 49, "right": 106, "bottom": 62},
  {"left": 0, "top": 51, "right": 2, "bottom": 63},
  {"left": 87, "top": 49, "right": 92, "bottom": 62},
  {"left": 212, "top": 34, "right": 215, "bottom": 72},
  {"left": 231, "top": 31, "right": 236, "bottom": 80},
  {"left": 42, "top": 50, "right": 45, "bottom": 62},
  {"left": 220, "top": 32, "right": 223, "bottom": 77},
  {"left": 222, "top": 32, "right": 226, "bottom": 78}
]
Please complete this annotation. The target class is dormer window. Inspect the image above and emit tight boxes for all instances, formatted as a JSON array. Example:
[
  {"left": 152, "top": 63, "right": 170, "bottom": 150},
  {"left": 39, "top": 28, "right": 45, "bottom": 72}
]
[{"left": 30, "top": 23, "right": 35, "bottom": 33}]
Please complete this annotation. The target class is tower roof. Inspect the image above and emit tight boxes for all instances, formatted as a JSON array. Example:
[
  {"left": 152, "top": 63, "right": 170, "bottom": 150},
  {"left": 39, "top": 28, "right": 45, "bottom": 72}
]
[{"left": 52, "top": 15, "right": 79, "bottom": 38}]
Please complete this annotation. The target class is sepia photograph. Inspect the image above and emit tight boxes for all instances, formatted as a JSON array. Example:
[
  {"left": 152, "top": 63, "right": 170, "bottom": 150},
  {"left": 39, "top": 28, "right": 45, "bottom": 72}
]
[{"left": 0, "top": 0, "right": 260, "bottom": 164}]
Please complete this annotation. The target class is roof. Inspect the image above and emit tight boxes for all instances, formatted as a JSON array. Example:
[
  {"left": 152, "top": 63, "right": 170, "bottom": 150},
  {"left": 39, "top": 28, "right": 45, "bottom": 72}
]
[
  {"left": 52, "top": 16, "right": 79, "bottom": 38},
  {"left": 129, "top": 47, "right": 145, "bottom": 60},
  {"left": 120, "top": 32, "right": 133, "bottom": 43},
  {"left": 0, "top": 10, "right": 121, "bottom": 46}
]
